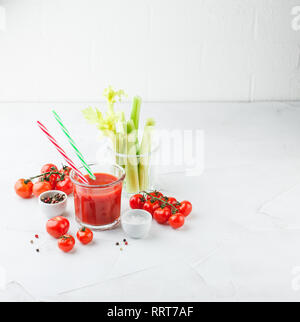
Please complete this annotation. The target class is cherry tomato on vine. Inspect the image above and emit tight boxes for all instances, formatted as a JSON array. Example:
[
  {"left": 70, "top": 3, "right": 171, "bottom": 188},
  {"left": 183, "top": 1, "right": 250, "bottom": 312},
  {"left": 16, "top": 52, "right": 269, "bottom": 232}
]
[
  {"left": 143, "top": 200, "right": 160, "bottom": 215},
  {"left": 167, "top": 197, "right": 179, "bottom": 206},
  {"left": 39, "top": 174, "right": 58, "bottom": 189},
  {"left": 77, "top": 227, "right": 93, "bottom": 245},
  {"left": 14, "top": 179, "right": 33, "bottom": 199},
  {"left": 41, "top": 164, "right": 59, "bottom": 189},
  {"left": 168, "top": 213, "right": 185, "bottom": 229},
  {"left": 58, "top": 235, "right": 75, "bottom": 253},
  {"left": 33, "top": 181, "right": 52, "bottom": 197},
  {"left": 153, "top": 207, "right": 172, "bottom": 224},
  {"left": 56, "top": 176, "right": 73, "bottom": 195},
  {"left": 41, "top": 164, "right": 58, "bottom": 174},
  {"left": 130, "top": 194, "right": 146, "bottom": 209},
  {"left": 161, "top": 197, "right": 179, "bottom": 210},
  {"left": 178, "top": 201, "right": 193, "bottom": 217},
  {"left": 60, "top": 166, "right": 72, "bottom": 176},
  {"left": 46, "top": 216, "right": 70, "bottom": 239},
  {"left": 146, "top": 191, "right": 163, "bottom": 201}
]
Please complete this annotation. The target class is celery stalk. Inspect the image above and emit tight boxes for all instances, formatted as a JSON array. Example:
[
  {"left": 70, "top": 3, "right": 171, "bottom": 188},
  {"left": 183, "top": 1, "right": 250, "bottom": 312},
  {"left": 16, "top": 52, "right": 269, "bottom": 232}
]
[
  {"left": 115, "top": 133, "right": 123, "bottom": 166},
  {"left": 139, "top": 118, "right": 155, "bottom": 191},
  {"left": 130, "top": 96, "right": 142, "bottom": 132},
  {"left": 130, "top": 96, "right": 142, "bottom": 155},
  {"left": 130, "top": 96, "right": 142, "bottom": 154},
  {"left": 115, "top": 112, "right": 126, "bottom": 167},
  {"left": 125, "top": 120, "right": 140, "bottom": 193},
  {"left": 127, "top": 119, "right": 135, "bottom": 134}
]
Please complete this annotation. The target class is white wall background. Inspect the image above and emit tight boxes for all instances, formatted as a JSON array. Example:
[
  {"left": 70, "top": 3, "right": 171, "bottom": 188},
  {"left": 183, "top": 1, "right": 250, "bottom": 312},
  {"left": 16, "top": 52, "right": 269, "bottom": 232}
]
[{"left": 0, "top": 0, "right": 299, "bottom": 102}]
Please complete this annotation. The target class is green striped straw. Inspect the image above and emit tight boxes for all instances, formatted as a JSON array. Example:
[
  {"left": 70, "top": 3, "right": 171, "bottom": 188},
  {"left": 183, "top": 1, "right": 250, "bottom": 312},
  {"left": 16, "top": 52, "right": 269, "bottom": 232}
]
[{"left": 52, "top": 110, "right": 96, "bottom": 180}]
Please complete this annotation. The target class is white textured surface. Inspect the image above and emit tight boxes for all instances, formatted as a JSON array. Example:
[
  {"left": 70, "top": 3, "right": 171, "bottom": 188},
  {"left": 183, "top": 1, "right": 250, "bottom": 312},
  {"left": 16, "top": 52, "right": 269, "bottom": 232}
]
[
  {"left": 1, "top": 101, "right": 300, "bottom": 301},
  {"left": 0, "top": 0, "right": 299, "bottom": 101}
]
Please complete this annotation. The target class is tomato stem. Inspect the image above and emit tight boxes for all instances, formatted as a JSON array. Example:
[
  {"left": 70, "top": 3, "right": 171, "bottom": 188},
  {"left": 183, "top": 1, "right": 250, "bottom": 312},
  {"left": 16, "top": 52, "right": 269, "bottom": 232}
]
[
  {"left": 141, "top": 191, "right": 179, "bottom": 214},
  {"left": 26, "top": 171, "right": 64, "bottom": 183},
  {"left": 60, "top": 235, "right": 72, "bottom": 240}
]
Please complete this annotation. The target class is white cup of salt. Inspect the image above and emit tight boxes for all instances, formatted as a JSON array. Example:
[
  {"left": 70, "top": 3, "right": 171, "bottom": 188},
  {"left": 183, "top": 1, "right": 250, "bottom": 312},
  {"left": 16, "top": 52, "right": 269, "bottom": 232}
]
[{"left": 121, "top": 209, "right": 152, "bottom": 239}]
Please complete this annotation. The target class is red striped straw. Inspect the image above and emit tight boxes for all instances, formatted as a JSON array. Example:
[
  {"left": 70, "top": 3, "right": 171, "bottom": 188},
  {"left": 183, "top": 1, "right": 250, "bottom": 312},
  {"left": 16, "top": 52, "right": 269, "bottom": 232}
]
[{"left": 37, "top": 121, "right": 89, "bottom": 184}]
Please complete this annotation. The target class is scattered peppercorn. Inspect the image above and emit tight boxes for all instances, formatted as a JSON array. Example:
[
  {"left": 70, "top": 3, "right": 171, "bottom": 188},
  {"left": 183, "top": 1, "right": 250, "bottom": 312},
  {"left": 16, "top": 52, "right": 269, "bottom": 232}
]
[
  {"left": 41, "top": 193, "right": 66, "bottom": 204},
  {"left": 36, "top": 249, "right": 40, "bottom": 253},
  {"left": 123, "top": 239, "right": 127, "bottom": 242},
  {"left": 116, "top": 242, "right": 119, "bottom": 246}
]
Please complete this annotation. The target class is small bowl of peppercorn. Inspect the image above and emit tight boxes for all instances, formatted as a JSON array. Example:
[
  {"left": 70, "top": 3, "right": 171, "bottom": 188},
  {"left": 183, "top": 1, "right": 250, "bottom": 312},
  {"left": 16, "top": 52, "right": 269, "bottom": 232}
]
[{"left": 39, "top": 190, "right": 68, "bottom": 219}]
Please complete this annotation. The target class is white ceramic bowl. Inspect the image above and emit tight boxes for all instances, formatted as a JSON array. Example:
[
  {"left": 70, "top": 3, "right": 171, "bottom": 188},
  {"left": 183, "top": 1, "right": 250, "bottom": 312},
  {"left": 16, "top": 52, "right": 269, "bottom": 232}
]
[
  {"left": 39, "top": 190, "right": 68, "bottom": 219},
  {"left": 121, "top": 209, "right": 152, "bottom": 239}
]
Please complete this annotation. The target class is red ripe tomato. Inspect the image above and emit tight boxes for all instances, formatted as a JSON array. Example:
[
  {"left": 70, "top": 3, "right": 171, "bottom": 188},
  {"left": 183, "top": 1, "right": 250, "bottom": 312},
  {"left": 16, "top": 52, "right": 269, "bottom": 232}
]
[
  {"left": 167, "top": 197, "right": 179, "bottom": 206},
  {"left": 143, "top": 200, "right": 160, "bottom": 215},
  {"left": 168, "top": 213, "right": 185, "bottom": 229},
  {"left": 39, "top": 175, "right": 58, "bottom": 189},
  {"left": 56, "top": 176, "right": 73, "bottom": 195},
  {"left": 130, "top": 194, "right": 146, "bottom": 209},
  {"left": 153, "top": 207, "right": 172, "bottom": 224},
  {"left": 46, "top": 216, "right": 70, "bottom": 239},
  {"left": 161, "top": 197, "right": 179, "bottom": 211},
  {"left": 58, "top": 235, "right": 75, "bottom": 253},
  {"left": 14, "top": 179, "right": 33, "bottom": 199},
  {"left": 41, "top": 164, "right": 58, "bottom": 174},
  {"left": 146, "top": 191, "right": 163, "bottom": 201},
  {"left": 60, "top": 166, "right": 72, "bottom": 176},
  {"left": 77, "top": 227, "right": 93, "bottom": 245},
  {"left": 41, "top": 164, "right": 59, "bottom": 189},
  {"left": 33, "top": 181, "right": 52, "bottom": 197},
  {"left": 178, "top": 201, "right": 193, "bottom": 217}
]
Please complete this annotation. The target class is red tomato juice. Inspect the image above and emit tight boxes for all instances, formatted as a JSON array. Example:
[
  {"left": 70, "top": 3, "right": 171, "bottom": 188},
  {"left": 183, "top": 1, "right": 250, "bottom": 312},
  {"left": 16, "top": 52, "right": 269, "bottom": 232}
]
[{"left": 73, "top": 173, "right": 123, "bottom": 227}]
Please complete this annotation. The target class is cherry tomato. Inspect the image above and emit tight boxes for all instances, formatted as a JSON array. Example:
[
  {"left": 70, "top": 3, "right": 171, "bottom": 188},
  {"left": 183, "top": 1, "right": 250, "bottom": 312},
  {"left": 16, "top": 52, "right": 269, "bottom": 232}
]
[
  {"left": 130, "top": 194, "right": 146, "bottom": 209},
  {"left": 46, "top": 216, "right": 70, "bottom": 239},
  {"left": 143, "top": 200, "right": 160, "bottom": 215},
  {"left": 178, "top": 201, "right": 193, "bottom": 217},
  {"left": 60, "top": 166, "right": 72, "bottom": 176},
  {"left": 41, "top": 164, "right": 59, "bottom": 189},
  {"left": 41, "top": 164, "right": 58, "bottom": 174},
  {"left": 33, "top": 181, "right": 52, "bottom": 197},
  {"left": 168, "top": 213, "right": 185, "bottom": 229},
  {"left": 56, "top": 176, "right": 73, "bottom": 195},
  {"left": 39, "top": 174, "right": 58, "bottom": 189},
  {"left": 77, "top": 227, "right": 93, "bottom": 245},
  {"left": 14, "top": 179, "right": 33, "bottom": 199},
  {"left": 167, "top": 197, "right": 179, "bottom": 206},
  {"left": 58, "top": 235, "right": 75, "bottom": 253},
  {"left": 153, "top": 207, "right": 172, "bottom": 224},
  {"left": 160, "top": 197, "right": 179, "bottom": 211},
  {"left": 146, "top": 191, "right": 163, "bottom": 201}
]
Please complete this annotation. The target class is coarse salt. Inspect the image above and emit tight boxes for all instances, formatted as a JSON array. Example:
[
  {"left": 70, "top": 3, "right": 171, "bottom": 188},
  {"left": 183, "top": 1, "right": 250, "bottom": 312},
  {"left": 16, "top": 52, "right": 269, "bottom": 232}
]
[
  {"left": 123, "top": 212, "right": 149, "bottom": 224},
  {"left": 121, "top": 209, "right": 152, "bottom": 239}
]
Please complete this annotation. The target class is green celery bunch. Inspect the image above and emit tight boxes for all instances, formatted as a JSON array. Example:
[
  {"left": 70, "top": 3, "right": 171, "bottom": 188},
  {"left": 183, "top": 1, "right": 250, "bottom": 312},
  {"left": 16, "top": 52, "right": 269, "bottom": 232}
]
[{"left": 82, "top": 86, "right": 155, "bottom": 194}]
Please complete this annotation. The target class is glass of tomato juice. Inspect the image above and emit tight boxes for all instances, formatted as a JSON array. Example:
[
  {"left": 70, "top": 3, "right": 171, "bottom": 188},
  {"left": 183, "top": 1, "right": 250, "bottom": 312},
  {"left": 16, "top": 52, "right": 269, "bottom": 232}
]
[{"left": 70, "top": 164, "right": 126, "bottom": 231}]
